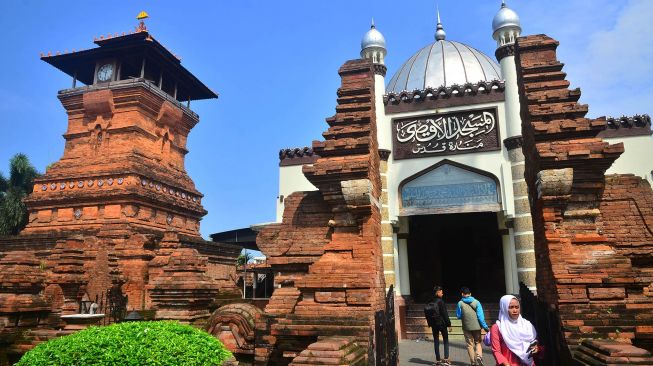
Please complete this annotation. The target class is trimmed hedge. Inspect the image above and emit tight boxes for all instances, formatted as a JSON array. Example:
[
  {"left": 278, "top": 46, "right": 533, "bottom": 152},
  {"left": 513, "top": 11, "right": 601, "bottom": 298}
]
[{"left": 17, "top": 320, "right": 232, "bottom": 366}]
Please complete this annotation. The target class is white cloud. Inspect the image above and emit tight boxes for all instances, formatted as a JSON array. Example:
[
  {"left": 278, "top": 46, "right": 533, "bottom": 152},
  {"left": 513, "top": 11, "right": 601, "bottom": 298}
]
[
  {"left": 584, "top": 0, "right": 653, "bottom": 86},
  {"left": 516, "top": 0, "right": 653, "bottom": 117}
]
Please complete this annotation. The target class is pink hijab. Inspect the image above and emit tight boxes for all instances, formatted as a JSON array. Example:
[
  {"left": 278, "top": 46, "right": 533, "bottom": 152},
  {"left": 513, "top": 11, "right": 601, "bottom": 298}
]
[{"left": 497, "top": 295, "right": 537, "bottom": 364}]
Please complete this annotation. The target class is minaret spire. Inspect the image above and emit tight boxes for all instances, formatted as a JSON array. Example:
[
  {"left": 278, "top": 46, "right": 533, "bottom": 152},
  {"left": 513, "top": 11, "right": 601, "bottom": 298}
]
[
  {"left": 360, "top": 18, "right": 387, "bottom": 64},
  {"left": 435, "top": 5, "right": 446, "bottom": 41},
  {"left": 492, "top": 0, "right": 521, "bottom": 48}
]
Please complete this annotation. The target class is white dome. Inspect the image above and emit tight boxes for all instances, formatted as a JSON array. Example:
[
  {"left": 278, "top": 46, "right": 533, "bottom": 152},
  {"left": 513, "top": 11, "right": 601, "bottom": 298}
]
[
  {"left": 492, "top": 3, "right": 521, "bottom": 33},
  {"left": 386, "top": 40, "right": 502, "bottom": 93},
  {"left": 361, "top": 25, "right": 386, "bottom": 50}
]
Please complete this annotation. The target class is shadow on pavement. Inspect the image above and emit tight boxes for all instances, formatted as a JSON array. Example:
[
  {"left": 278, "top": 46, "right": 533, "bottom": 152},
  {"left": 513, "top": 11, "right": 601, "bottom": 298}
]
[{"left": 407, "top": 358, "right": 433, "bottom": 365}]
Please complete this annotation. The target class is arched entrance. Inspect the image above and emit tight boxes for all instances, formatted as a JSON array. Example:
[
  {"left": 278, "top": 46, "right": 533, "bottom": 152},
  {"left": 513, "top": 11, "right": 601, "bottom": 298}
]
[{"left": 399, "top": 161, "right": 507, "bottom": 303}]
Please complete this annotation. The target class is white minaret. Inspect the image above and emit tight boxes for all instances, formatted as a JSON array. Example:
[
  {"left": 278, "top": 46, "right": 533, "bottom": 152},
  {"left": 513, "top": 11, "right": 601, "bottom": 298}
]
[
  {"left": 359, "top": 19, "right": 389, "bottom": 151},
  {"left": 493, "top": 1, "right": 537, "bottom": 294},
  {"left": 359, "top": 20, "right": 389, "bottom": 151},
  {"left": 493, "top": 0, "right": 522, "bottom": 138},
  {"left": 360, "top": 19, "right": 387, "bottom": 65}
]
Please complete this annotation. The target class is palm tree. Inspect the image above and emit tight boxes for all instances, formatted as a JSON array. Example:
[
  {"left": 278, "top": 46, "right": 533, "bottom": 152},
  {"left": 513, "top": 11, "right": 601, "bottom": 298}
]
[
  {"left": 0, "top": 154, "right": 40, "bottom": 235},
  {"left": 236, "top": 251, "right": 254, "bottom": 299}
]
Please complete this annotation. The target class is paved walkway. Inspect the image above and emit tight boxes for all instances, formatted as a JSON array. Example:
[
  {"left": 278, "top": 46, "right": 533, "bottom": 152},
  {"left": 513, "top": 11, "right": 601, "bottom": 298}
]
[{"left": 399, "top": 339, "right": 496, "bottom": 366}]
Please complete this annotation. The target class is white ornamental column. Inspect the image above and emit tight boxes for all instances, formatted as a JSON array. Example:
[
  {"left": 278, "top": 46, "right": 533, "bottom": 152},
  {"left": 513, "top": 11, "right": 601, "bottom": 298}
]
[{"left": 493, "top": 1, "right": 537, "bottom": 292}]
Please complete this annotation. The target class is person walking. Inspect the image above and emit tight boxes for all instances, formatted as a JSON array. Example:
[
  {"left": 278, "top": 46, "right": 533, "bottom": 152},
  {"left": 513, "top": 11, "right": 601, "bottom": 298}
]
[
  {"left": 457, "top": 287, "right": 490, "bottom": 366},
  {"left": 424, "top": 286, "right": 452, "bottom": 365},
  {"left": 490, "top": 295, "right": 541, "bottom": 366}
]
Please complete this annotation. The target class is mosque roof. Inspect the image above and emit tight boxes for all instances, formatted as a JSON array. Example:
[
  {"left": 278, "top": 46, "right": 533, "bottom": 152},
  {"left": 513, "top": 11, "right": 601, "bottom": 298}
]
[{"left": 386, "top": 39, "right": 502, "bottom": 94}]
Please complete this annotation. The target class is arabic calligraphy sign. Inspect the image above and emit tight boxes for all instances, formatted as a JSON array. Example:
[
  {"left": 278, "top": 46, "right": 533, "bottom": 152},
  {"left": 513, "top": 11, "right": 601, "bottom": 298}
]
[
  {"left": 392, "top": 108, "right": 500, "bottom": 159},
  {"left": 401, "top": 163, "right": 500, "bottom": 214}
]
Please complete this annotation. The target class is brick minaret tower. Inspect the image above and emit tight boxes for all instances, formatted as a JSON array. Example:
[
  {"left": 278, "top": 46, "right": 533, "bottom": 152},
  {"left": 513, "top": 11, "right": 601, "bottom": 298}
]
[
  {"left": 26, "top": 17, "right": 216, "bottom": 237},
  {"left": 0, "top": 18, "right": 240, "bottom": 360}
]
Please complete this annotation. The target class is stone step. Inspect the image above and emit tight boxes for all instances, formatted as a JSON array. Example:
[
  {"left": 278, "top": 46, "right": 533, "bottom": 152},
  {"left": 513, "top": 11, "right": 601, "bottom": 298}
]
[
  {"left": 406, "top": 313, "right": 499, "bottom": 324},
  {"left": 405, "top": 328, "right": 489, "bottom": 340},
  {"left": 406, "top": 309, "right": 499, "bottom": 317},
  {"left": 405, "top": 332, "right": 465, "bottom": 341},
  {"left": 404, "top": 303, "right": 494, "bottom": 343},
  {"left": 406, "top": 303, "right": 499, "bottom": 318},
  {"left": 405, "top": 317, "right": 462, "bottom": 326},
  {"left": 406, "top": 325, "right": 467, "bottom": 334}
]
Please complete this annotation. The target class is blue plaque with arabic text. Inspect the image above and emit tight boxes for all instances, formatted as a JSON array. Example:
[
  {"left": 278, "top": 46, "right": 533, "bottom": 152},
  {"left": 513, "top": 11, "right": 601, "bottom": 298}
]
[
  {"left": 392, "top": 108, "right": 500, "bottom": 160},
  {"left": 401, "top": 163, "right": 499, "bottom": 210}
]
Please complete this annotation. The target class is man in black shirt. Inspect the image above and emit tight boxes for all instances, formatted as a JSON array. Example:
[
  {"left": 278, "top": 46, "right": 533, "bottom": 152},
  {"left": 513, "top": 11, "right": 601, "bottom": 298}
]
[{"left": 424, "top": 285, "right": 452, "bottom": 365}]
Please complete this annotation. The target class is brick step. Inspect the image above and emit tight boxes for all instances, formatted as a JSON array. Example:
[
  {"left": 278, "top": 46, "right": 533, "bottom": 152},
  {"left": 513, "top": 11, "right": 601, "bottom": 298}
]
[
  {"left": 520, "top": 62, "right": 565, "bottom": 75},
  {"left": 520, "top": 62, "right": 564, "bottom": 75},
  {"left": 523, "top": 70, "right": 568, "bottom": 83},
  {"left": 523, "top": 79, "right": 571, "bottom": 92}
]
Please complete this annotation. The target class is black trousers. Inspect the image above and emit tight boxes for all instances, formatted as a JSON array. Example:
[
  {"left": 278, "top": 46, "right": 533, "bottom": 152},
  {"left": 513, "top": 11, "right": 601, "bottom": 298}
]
[{"left": 431, "top": 326, "right": 449, "bottom": 360}]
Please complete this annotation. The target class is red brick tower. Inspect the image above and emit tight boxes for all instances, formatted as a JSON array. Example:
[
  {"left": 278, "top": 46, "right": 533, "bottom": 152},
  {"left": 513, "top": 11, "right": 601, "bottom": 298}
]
[
  {"left": 27, "top": 21, "right": 215, "bottom": 236},
  {"left": 0, "top": 18, "right": 241, "bottom": 361}
]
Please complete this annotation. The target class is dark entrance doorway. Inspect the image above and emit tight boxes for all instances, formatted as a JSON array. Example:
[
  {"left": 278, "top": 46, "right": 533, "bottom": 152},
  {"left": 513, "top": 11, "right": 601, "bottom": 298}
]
[{"left": 407, "top": 212, "right": 506, "bottom": 303}]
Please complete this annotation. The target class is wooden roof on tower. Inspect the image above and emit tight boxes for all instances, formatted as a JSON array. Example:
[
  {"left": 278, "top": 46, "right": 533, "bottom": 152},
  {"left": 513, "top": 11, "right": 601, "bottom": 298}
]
[{"left": 41, "top": 30, "right": 218, "bottom": 101}]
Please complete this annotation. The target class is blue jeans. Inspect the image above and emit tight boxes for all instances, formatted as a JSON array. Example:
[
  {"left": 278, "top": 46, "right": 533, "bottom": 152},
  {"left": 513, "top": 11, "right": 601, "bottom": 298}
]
[{"left": 432, "top": 326, "right": 449, "bottom": 360}]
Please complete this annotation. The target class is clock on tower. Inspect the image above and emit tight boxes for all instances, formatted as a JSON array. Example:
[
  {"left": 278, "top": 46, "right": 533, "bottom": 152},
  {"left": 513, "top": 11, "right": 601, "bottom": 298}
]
[{"left": 96, "top": 63, "right": 114, "bottom": 82}]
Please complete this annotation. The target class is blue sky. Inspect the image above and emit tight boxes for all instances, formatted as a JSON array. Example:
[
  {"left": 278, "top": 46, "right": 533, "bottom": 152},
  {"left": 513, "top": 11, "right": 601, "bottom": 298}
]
[{"left": 0, "top": 1, "right": 651, "bottom": 239}]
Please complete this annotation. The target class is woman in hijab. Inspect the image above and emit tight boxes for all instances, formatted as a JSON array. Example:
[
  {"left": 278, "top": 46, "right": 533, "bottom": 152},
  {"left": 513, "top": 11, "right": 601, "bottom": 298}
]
[{"left": 490, "top": 295, "right": 540, "bottom": 366}]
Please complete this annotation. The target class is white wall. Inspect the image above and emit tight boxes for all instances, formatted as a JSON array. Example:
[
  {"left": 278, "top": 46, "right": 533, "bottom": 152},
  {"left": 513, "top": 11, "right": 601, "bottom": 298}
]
[
  {"left": 276, "top": 164, "right": 317, "bottom": 221},
  {"left": 604, "top": 135, "right": 653, "bottom": 182},
  {"left": 381, "top": 101, "right": 516, "bottom": 221}
]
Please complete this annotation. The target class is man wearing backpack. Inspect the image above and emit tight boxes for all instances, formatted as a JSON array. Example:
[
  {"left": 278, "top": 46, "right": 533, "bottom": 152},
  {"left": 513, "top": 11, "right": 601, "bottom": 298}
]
[
  {"left": 456, "top": 287, "right": 490, "bottom": 366},
  {"left": 424, "top": 285, "right": 452, "bottom": 365}
]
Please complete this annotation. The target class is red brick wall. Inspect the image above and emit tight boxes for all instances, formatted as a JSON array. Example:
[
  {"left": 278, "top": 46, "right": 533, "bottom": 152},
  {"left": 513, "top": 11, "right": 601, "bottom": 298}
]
[
  {"left": 515, "top": 34, "right": 653, "bottom": 356},
  {"left": 254, "top": 59, "right": 386, "bottom": 365}
]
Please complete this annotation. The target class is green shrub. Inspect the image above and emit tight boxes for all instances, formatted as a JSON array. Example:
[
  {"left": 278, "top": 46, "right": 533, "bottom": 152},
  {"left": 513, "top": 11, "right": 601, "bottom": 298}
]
[{"left": 17, "top": 320, "right": 232, "bottom": 366}]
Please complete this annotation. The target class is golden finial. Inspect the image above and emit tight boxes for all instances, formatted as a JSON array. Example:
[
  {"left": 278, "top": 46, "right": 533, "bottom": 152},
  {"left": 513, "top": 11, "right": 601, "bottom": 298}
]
[{"left": 136, "top": 11, "right": 149, "bottom": 32}]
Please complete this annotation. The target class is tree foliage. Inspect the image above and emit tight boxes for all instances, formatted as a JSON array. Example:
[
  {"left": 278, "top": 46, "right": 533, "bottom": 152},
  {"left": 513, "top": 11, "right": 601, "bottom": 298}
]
[
  {"left": 17, "top": 321, "right": 233, "bottom": 366},
  {"left": 236, "top": 251, "right": 253, "bottom": 267},
  {"left": 0, "top": 153, "right": 40, "bottom": 235}
]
